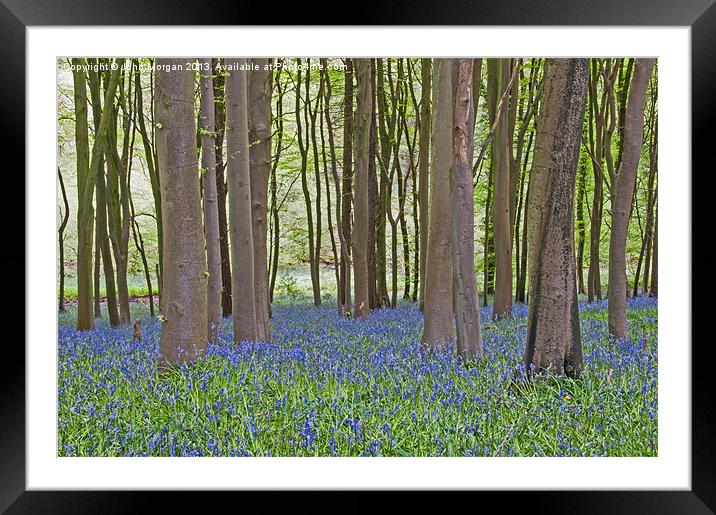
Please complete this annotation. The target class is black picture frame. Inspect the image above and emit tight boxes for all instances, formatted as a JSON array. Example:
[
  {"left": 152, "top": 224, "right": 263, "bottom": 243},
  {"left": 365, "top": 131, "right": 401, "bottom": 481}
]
[{"left": 4, "top": 1, "right": 712, "bottom": 512}]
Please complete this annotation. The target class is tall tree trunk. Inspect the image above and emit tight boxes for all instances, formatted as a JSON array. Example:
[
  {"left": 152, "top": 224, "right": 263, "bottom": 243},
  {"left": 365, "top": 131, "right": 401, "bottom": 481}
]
[
  {"left": 72, "top": 60, "right": 94, "bottom": 330},
  {"left": 269, "top": 64, "right": 285, "bottom": 306},
  {"left": 523, "top": 58, "right": 588, "bottom": 378},
  {"left": 105, "top": 88, "right": 131, "bottom": 324},
  {"left": 199, "top": 58, "right": 223, "bottom": 341},
  {"left": 155, "top": 59, "right": 208, "bottom": 365},
  {"left": 74, "top": 59, "right": 124, "bottom": 331},
  {"left": 641, "top": 82, "right": 658, "bottom": 295},
  {"left": 451, "top": 58, "right": 483, "bottom": 361},
  {"left": 341, "top": 59, "right": 354, "bottom": 312},
  {"left": 226, "top": 59, "right": 258, "bottom": 342},
  {"left": 367, "top": 59, "right": 379, "bottom": 309},
  {"left": 418, "top": 58, "right": 432, "bottom": 310},
  {"left": 514, "top": 130, "right": 534, "bottom": 303},
  {"left": 422, "top": 58, "right": 454, "bottom": 349},
  {"left": 249, "top": 58, "right": 273, "bottom": 341},
  {"left": 353, "top": 58, "right": 372, "bottom": 318},
  {"left": 607, "top": 58, "right": 655, "bottom": 339},
  {"left": 375, "top": 59, "right": 392, "bottom": 308},
  {"left": 58, "top": 167, "right": 70, "bottom": 312},
  {"left": 307, "top": 59, "right": 323, "bottom": 306},
  {"left": 483, "top": 165, "right": 494, "bottom": 306},
  {"left": 213, "top": 58, "right": 232, "bottom": 318},
  {"left": 492, "top": 58, "right": 513, "bottom": 319},
  {"left": 318, "top": 70, "right": 340, "bottom": 308},
  {"left": 516, "top": 161, "right": 531, "bottom": 303},
  {"left": 587, "top": 62, "right": 604, "bottom": 302},
  {"left": 408, "top": 60, "right": 421, "bottom": 303},
  {"left": 513, "top": 61, "right": 539, "bottom": 304},
  {"left": 94, "top": 160, "right": 120, "bottom": 326},
  {"left": 321, "top": 59, "right": 350, "bottom": 314},
  {"left": 296, "top": 60, "right": 320, "bottom": 306}
]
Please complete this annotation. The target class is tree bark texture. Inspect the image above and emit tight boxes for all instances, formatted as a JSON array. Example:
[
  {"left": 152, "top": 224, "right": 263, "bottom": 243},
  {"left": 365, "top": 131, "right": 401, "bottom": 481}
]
[
  {"left": 451, "top": 59, "right": 483, "bottom": 361},
  {"left": 199, "top": 58, "right": 223, "bottom": 341},
  {"left": 155, "top": 58, "right": 208, "bottom": 365},
  {"left": 523, "top": 58, "right": 588, "bottom": 378},
  {"left": 226, "top": 59, "right": 259, "bottom": 342},
  {"left": 248, "top": 58, "right": 273, "bottom": 341},
  {"left": 607, "top": 58, "right": 655, "bottom": 339},
  {"left": 422, "top": 58, "right": 454, "bottom": 349}
]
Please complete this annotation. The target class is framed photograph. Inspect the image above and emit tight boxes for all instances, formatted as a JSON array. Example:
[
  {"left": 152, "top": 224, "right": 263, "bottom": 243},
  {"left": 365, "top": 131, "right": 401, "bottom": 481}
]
[{"left": 5, "top": 0, "right": 713, "bottom": 512}]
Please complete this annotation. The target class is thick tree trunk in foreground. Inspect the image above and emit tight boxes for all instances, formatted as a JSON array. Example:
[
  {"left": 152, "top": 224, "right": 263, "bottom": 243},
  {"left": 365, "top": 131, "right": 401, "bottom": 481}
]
[
  {"left": 226, "top": 59, "right": 258, "bottom": 342},
  {"left": 199, "top": 58, "right": 223, "bottom": 341},
  {"left": 249, "top": 58, "right": 273, "bottom": 342},
  {"left": 353, "top": 58, "right": 372, "bottom": 318},
  {"left": 155, "top": 59, "right": 208, "bottom": 366},
  {"left": 523, "top": 58, "right": 588, "bottom": 378},
  {"left": 608, "top": 58, "right": 655, "bottom": 339},
  {"left": 451, "top": 59, "right": 483, "bottom": 361},
  {"left": 422, "top": 58, "right": 454, "bottom": 349}
]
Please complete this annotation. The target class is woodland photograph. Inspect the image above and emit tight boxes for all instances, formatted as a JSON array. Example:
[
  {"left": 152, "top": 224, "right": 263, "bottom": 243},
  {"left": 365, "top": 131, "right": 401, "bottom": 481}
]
[{"left": 56, "top": 56, "right": 658, "bottom": 457}]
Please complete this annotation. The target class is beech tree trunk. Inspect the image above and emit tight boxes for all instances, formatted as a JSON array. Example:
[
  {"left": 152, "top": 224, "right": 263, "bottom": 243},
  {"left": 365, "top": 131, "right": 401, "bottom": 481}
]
[
  {"left": 307, "top": 60, "right": 323, "bottom": 306},
  {"left": 422, "top": 58, "right": 454, "bottom": 349},
  {"left": 296, "top": 61, "right": 320, "bottom": 306},
  {"left": 523, "top": 58, "right": 588, "bottom": 378},
  {"left": 492, "top": 58, "right": 513, "bottom": 319},
  {"left": 87, "top": 64, "right": 120, "bottom": 326},
  {"left": 341, "top": 59, "right": 354, "bottom": 312},
  {"left": 213, "top": 58, "right": 233, "bottom": 318},
  {"left": 321, "top": 59, "right": 350, "bottom": 314},
  {"left": 72, "top": 60, "right": 94, "bottom": 331},
  {"left": 249, "top": 58, "right": 273, "bottom": 341},
  {"left": 451, "top": 59, "right": 483, "bottom": 361},
  {"left": 607, "top": 58, "right": 655, "bottom": 339},
  {"left": 226, "top": 59, "right": 258, "bottom": 342},
  {"left": 367, "top": 60, "right": 379, "bottom": 309},
  {"left": 418, "top": 58, "right": 431, "bottom": 310},
  {"left": 155, "top": 58, "right": 208, "bottom": 366},
  {"left": 105, "top": 89, "right": 131, "bottom": 325},
  {"left": 74, "top": 58, "right": 124, "bottom": 331},
  {"left": 353, "top": 58, "right": 372, "bottom": 318},
  {"left": 199, "top": 58, "right": 223, "bottom": 341}
]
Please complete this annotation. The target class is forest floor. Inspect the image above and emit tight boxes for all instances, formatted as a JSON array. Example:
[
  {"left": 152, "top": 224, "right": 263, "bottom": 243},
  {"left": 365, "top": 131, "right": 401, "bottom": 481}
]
[{"left": 57, "top": 297, "right": 657, "bottom": 457}]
